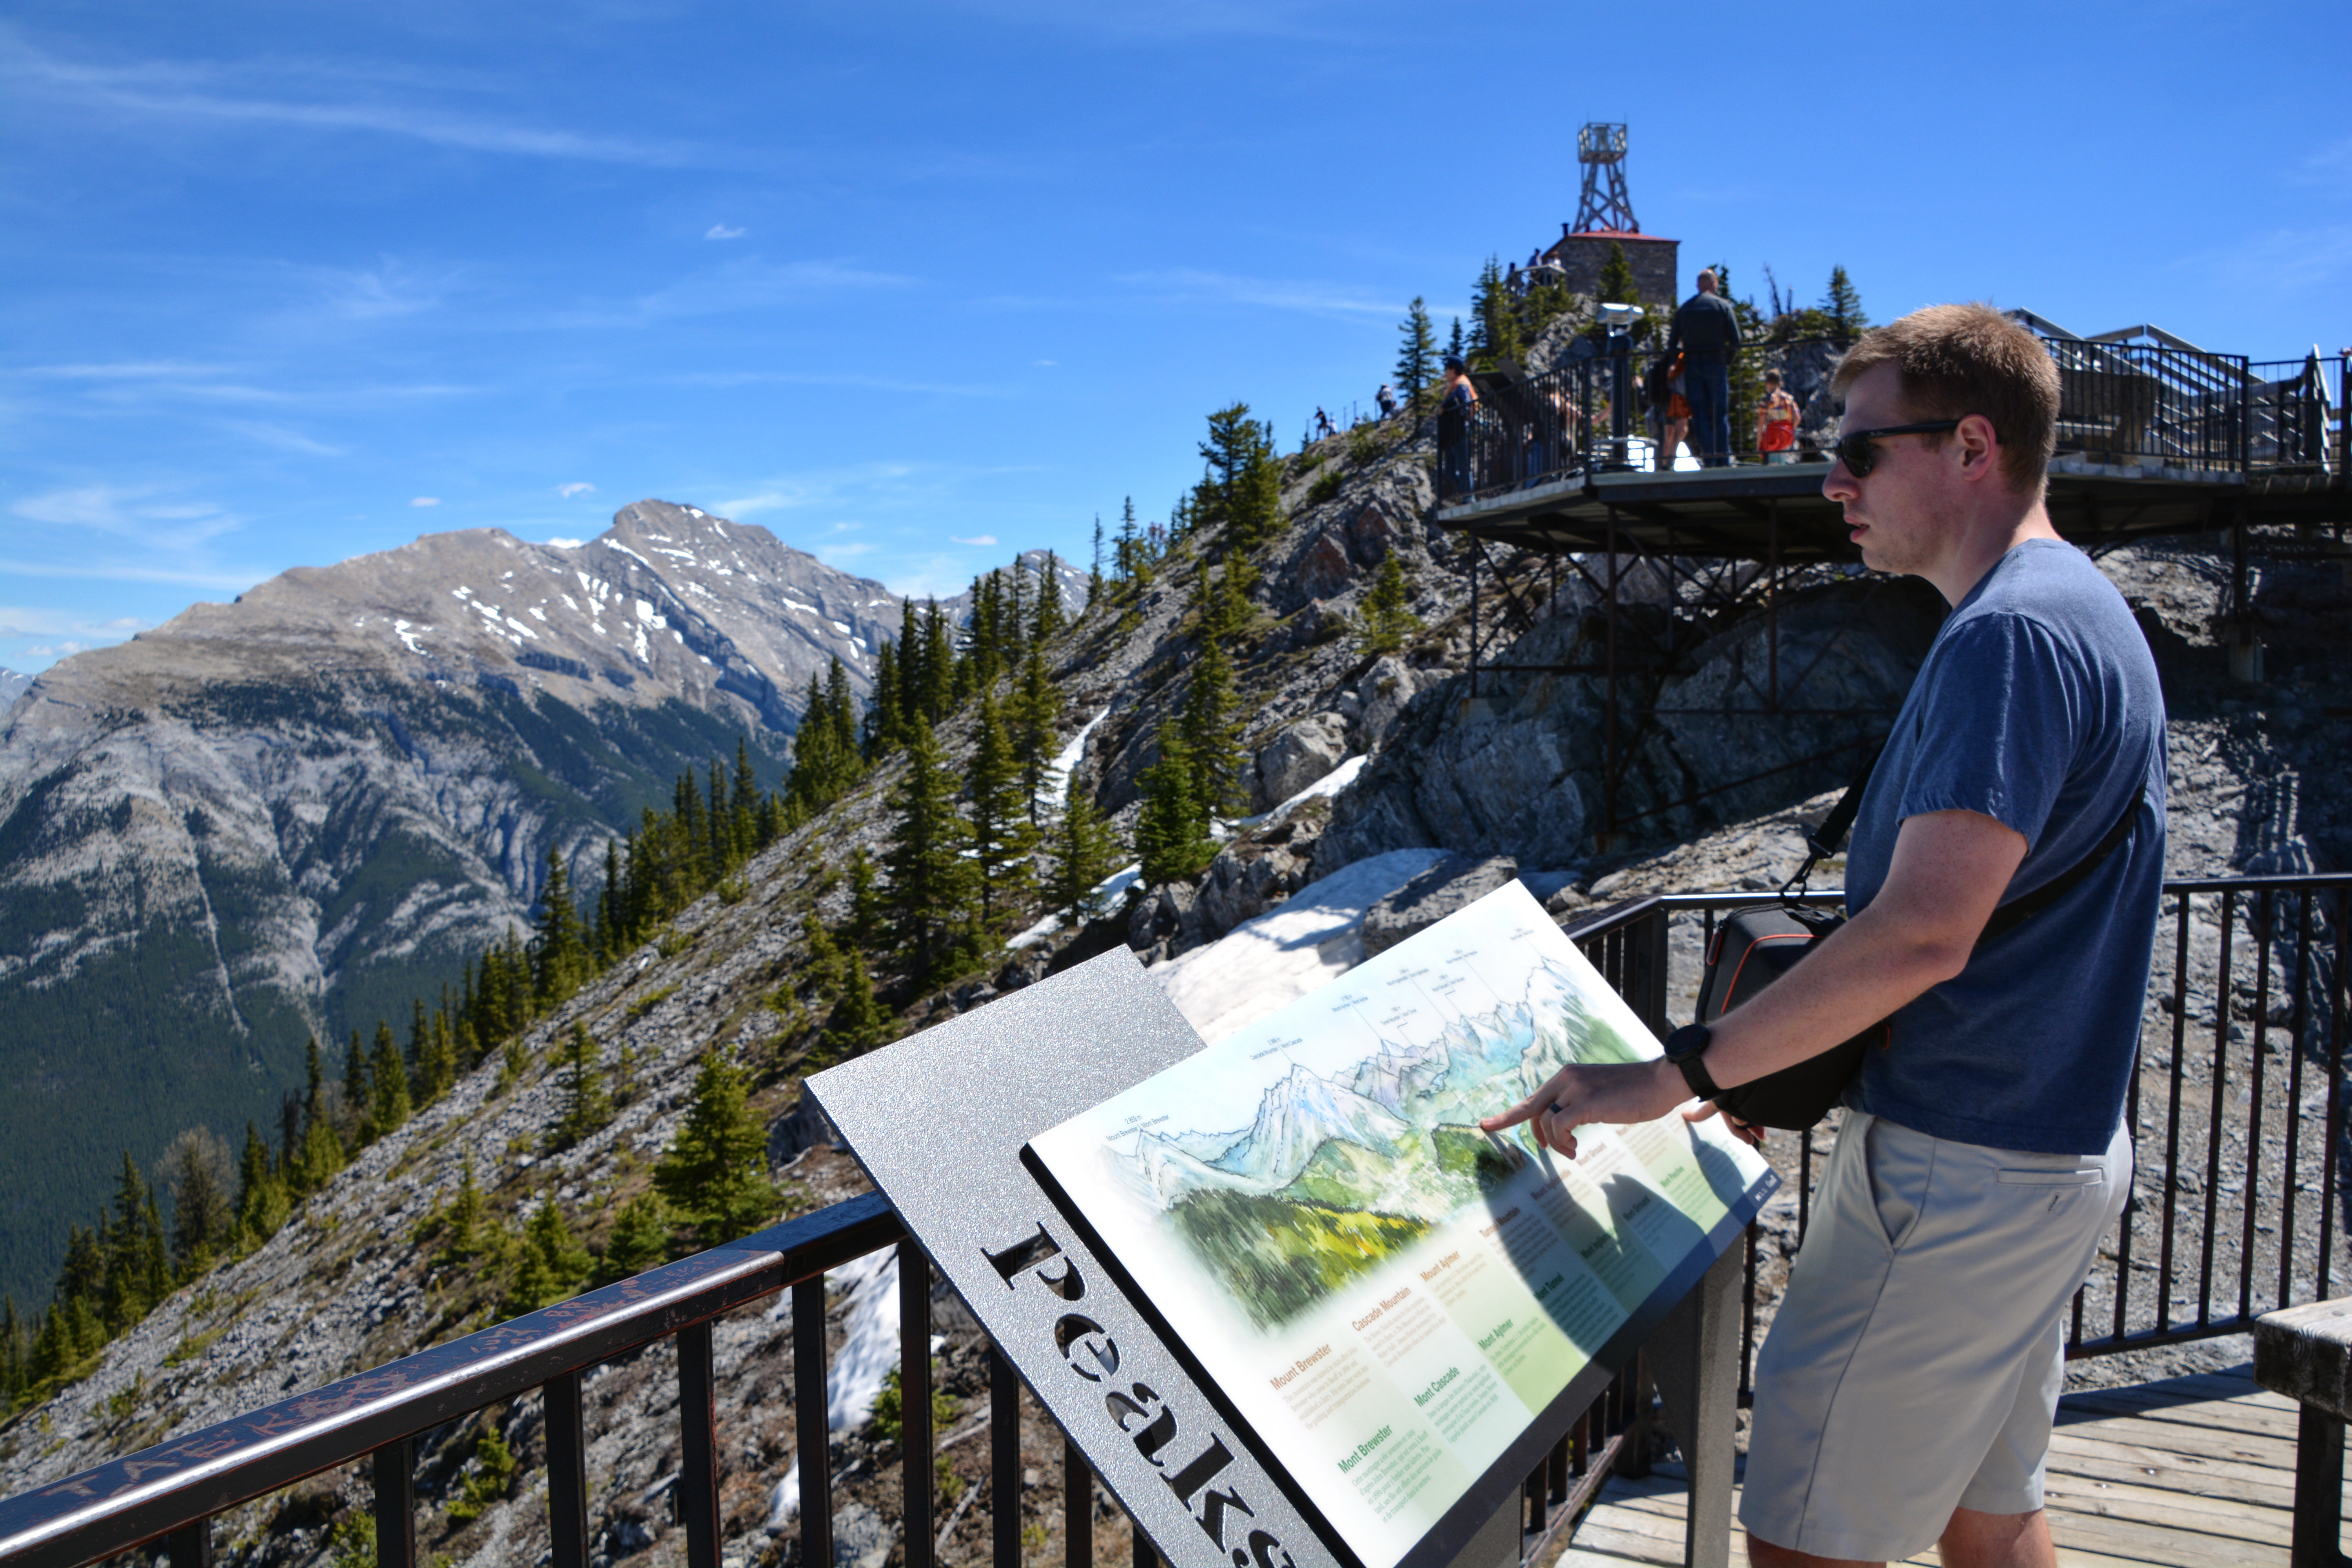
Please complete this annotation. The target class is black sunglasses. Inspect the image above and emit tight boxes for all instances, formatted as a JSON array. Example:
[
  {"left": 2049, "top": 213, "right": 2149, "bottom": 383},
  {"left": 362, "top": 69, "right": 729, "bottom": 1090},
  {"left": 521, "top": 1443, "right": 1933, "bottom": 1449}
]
[{"left": 1833, "top": 419, "right": 1960, "bottom": 477}]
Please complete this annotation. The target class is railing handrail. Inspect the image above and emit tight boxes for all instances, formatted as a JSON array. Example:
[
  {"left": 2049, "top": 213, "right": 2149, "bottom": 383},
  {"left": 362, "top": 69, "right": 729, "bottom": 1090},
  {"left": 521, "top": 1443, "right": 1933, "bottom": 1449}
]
[
  {"left": 0, "top": 1193, "right": 900, "bottom": 1568},
  {"left": 1438, "top": 335, "right": 2347, "bottom": 504}
]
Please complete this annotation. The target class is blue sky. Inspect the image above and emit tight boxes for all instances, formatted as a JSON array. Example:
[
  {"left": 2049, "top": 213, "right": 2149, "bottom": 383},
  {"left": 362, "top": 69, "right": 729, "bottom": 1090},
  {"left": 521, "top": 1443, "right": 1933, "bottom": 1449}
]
[{"left": 4, "top": 1, "right": 2345, "bottom": 674}]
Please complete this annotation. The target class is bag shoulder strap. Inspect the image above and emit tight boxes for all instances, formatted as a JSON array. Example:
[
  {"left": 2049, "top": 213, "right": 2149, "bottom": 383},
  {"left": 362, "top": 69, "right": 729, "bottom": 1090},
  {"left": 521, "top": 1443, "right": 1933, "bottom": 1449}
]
[
  {"left": 1779, "top": 739, "right": 1886, "bottom": 898},
  {"left": 1976, "top": 777, "right": 2148, "bottom": 945}
]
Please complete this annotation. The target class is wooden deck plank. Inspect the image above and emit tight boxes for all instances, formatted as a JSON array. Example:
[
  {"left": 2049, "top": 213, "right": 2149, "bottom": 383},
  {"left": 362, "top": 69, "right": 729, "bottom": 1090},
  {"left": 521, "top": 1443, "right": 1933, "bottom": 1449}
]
[{"left": 1560, "top": 1372, "right": 2335, "bottom": 1568}]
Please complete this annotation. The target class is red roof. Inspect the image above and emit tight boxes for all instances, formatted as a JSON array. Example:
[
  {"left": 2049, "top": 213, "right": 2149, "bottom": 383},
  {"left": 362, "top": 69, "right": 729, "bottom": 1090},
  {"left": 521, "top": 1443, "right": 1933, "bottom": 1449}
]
[{"left": 1559, "top": 229, "right": 1678, "bottom": 243}]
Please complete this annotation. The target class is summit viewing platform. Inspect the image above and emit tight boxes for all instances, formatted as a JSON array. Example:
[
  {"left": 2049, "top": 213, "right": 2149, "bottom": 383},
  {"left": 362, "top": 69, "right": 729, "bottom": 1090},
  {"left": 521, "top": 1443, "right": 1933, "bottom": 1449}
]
[{"left": 1434, "top": 323, "right": 2345, "bottom": 560}]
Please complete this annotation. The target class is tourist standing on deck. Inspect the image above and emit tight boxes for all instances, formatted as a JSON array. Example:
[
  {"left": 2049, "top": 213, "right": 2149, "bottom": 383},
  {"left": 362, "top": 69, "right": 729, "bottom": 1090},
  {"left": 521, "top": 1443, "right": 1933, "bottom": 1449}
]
[
  {"left": 1756, "top": 368, "right": 1800, "bottom": 462},
  {"left": 1665, "top": 269, "right": 1742, "bottom": 465},
  {"left": 1485, "top": 304, "right": 2166, "bottom": 1568}
]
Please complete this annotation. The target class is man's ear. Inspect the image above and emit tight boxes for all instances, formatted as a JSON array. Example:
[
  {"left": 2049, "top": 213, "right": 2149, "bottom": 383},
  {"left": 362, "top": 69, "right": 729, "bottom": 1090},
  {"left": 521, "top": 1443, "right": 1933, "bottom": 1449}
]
[{"left": 1955, "top": 413, "right": 2000, "bottom": 481}]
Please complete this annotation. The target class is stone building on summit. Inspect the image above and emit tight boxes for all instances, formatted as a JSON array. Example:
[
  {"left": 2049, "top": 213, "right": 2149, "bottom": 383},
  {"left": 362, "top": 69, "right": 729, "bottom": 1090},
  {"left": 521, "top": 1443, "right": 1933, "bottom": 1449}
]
[{"left": 1541, "top": 122, "right": 1679, "bottom": 308}]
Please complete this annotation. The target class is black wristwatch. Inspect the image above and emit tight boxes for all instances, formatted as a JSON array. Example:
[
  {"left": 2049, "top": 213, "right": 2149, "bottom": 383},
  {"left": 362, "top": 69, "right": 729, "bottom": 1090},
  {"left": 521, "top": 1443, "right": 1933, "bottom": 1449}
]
[{"left": 1663, "top": 1022, "right": 1724, "bottom": 1102}]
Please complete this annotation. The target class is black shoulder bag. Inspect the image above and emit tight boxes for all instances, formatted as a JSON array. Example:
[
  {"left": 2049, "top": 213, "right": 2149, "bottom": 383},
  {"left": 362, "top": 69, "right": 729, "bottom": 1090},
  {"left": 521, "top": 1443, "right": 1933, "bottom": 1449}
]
[{"left": 1694, "top": 749, "right": 2146, "bottom": 1131}]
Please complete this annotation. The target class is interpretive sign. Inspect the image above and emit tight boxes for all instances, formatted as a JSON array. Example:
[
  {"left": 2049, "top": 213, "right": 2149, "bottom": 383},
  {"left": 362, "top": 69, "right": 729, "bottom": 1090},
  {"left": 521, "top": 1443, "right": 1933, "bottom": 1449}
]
[
  {"left": 811, "top": 881, "right": 1773, "bottom": 1568},
  {"left": 1024, "top": 882, "right": 1776, "bottom": 1568}
]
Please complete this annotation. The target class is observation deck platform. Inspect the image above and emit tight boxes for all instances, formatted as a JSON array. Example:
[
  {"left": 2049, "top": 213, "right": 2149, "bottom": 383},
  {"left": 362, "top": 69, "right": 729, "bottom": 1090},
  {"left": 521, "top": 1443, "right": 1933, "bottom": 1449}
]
[
  {"left": 1557, "top": 1367, "right": 2345, "bottom": 1567},
  {"left": 1436, "top": 455, "right": 2345, "bottom": 563}
]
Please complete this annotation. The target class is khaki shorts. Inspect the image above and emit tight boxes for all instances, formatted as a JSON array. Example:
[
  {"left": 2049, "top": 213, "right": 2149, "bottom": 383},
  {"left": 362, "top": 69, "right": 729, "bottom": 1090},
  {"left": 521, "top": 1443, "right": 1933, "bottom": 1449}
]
[{"left": 1739, "top": 1114, "right": 2131, "bottom": 1561}]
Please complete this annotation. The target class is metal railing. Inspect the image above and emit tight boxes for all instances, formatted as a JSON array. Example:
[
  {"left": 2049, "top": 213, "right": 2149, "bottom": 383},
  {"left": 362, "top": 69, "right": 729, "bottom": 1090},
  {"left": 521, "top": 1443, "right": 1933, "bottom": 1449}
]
[
  {"left": 2247, "top": 354, "right": 2345, "bottom": 475},
  {"left": 7, "top": 873, "right": 2345, "bottom": 1568},
  {"left": 1437, "top": 339, "right": 2350, "bottom": 503},
  {"left": 1562, "top": 873, "right": 2352, "bottom": 1399}
]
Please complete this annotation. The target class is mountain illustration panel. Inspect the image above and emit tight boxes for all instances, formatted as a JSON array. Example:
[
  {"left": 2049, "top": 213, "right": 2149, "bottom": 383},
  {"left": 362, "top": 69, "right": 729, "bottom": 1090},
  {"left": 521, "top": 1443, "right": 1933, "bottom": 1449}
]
[{"left": 1100, "top": 956, "right": 1645, "bottom": 1332}]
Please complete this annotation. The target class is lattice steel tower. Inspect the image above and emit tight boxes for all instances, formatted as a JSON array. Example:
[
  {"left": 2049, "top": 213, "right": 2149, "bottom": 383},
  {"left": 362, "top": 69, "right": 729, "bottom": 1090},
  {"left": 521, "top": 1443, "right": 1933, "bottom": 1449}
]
[{"left": 1573, "top": 122, "right": 1639, "bottom": 233}]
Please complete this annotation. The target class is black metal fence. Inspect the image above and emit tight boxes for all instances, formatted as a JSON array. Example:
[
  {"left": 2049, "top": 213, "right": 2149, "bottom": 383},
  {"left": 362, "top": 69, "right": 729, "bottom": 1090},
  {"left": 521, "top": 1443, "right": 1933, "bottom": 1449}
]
[
  {"left": 1563, "top": 873, "right": 2352, "bottom": 1399},
  {"left": 1436, "top": 338, "right": 2348, "bottom": 503},
  {"left": 5, "top": 873, "right": 2345, "bottom": 1568}
]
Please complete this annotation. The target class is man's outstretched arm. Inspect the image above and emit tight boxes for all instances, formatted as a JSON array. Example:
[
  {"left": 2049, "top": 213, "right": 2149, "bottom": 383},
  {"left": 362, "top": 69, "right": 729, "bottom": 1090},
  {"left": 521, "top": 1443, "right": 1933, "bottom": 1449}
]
[{"left": 1482, "top": 807, "right": 2029, "bottom": 1155}]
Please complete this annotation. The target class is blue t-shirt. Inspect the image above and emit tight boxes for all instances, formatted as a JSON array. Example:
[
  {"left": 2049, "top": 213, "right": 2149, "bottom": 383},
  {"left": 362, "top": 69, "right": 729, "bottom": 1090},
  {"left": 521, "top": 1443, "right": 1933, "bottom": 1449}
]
[{"left": 1842, "top": 539, "right": 2168, "bottom": 1154}]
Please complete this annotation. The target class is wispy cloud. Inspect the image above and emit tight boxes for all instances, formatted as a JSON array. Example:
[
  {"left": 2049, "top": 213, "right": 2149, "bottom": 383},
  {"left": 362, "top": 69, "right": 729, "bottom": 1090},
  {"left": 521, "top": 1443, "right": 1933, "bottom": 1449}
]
[
  {"left": 11, "top": 483, "right": 243, "bottom": 550},
  {"left": 556, "top": 481, "right": 596, "bottom": 498},
  {"left": 630, "top": 259, "right": 915, "bottom": 320},
  {"left": 0, "top": 608, "right": 152, "bottom": 639},
  {"left": 21, "top": 360, "right": 240, "bottom": 381},
  {"left": 223, "top": 419, "right": 346, "bottom": 456},
  {"left": 1115, "top": 267, "right": 1398, "bottom": 319},
  {"left": 665, "top": 367, "right": 1009, "bottom": 398},
  {"left": 7, "top": 32, "right": 737, "bottom": 169},
  {"left": 306, "top": 259, "right": 453, "bottom": 321},
  {"left": 3, "top": 561, "right": 263, "bottom": 588},
  {"left": 706, "top": 223, "right": 746, "bottom": 240},
  {"left": 2164, "top": 223, "right": 2352, "bottom": 299},
  {"left": 950, "top": 534, "right": 999, "bottom": 546},
  {"left": 410, "top": 495, "right": 441, "bottom": 507}
]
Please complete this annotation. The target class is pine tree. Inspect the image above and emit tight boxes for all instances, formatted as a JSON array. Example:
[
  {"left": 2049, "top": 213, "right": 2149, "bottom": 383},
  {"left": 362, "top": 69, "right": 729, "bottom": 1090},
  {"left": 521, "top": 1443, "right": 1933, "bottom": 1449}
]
[
  {"left": 101, "top": 1153, "right": 168, "bottom": 1330},
  {"left": 596, "top": 1192, "right": 673, "bottom": 1283},
  {"left": 1597, "top": 243, "right": 1642, "bottom": 307},
  {"left": 235, "top": 1122, "right": 288, "bottom": 1244},
  {"left": 907, "top": 601, "right": 947, "bottom": 723},
  {"left": 549, "top": 1023, "right": 613, "bottom": 1151},
  {"left": 866, "top": 635, "right": 907, "bottom": 758},
  {"left": 1046, "top": 770, "right": 1121, "bottom": 927},
  {"left": 504, "top": 1196, "right": 592, "bottom": 1317},
  {"left": 653, "top": 1052, "right": 780, "bottom": 1250},
  {"left": 1136, "top": 723, "right": 1216, "bottom": 886},
  {"left": 1396, "top": 296, "right": 1439, "bottom": 411},
  {"left": 731, "top": 735, "right": 762, "bottom": 850},
  {"left": 1008, "top": 649, "right": 1064, "bottom": 826},
  {"left": 1003, "top": 566, "right": 1029, "bottom": 671},
  {"left": 368, "top": 1020, "right": 412, "bottom": 1136},
  {"left": 1446, "top": 317, "right": 1465, "bottom": 362},
  {"left": 406, "top": 996, "right": 430, "bottom": 1103},
  {"left": 1356, "top": 553, "right": 1423, "bottom": 655},
  {"left": 1230, "top": 429, "right": 1283, "bottom": 552},
  {"left": 341, "top": 1029, "right": 368, "bottom": 1139},
  {"left": 846, "top": 847, "right": 884, "bottom": 953},
  {"left": 1197, "top": 404, "right": 1262, "bottom": 540},
  {"left": 159, "top": 1127, "right": 234, "bottom": 1279},
  {"left": 299, "top": 1108, "right": 344, "bottom": 1201},
  {"left": 1087, "top": 517, "right": 1104, "bottom": 612},
  {"left": 1180, "top": 634, "right": 1245, "bottom": 820},
  {"left": 442, "top": 1155, "right": 488, "bottom": 1261},
  {"left": 1114, "top": 498, "right": 1151, "bottom": 599},
  {"left": 1822, "top": 265, "right": 1868, "bottom": 340},
  {"left": 421, "top": 1004, "right": 457, "bottom": 1104},
  {"left": 964, "top": 691, "right": 1034, "bottom": 925},
  {"left": 827, "top": 952, "right": 890, "bottom": 1056},
  {"left": 1469, "top": 256, "right": 1523, "bottom": 369},
  {"left": 881, "top": 715, "right": 979, "bottom": 986},
  {"left": 1031, "top": 551, "right": 1065, "bottom": 644},
  {"left": 534, "top": 845, "right": 590, "bottom": 1004}
]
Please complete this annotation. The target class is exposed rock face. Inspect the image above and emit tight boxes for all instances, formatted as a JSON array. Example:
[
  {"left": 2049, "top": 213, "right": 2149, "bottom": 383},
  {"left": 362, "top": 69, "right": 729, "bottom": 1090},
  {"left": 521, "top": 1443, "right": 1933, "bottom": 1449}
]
[
  {"left": 1252, "top": 713, "right": 1347, "bottom": 809},
  {"left": 1359, "top": 853, "right": 1521, "bottom": 956},
  {"left": 1319, "top": 573, "right": 1944, "bottom": 874},
  {"left": 0, "top": 501, "right": 901, "bottom": 1307},
  {"left": 0, "top": 667, "right": 29, "bottom": 715}
]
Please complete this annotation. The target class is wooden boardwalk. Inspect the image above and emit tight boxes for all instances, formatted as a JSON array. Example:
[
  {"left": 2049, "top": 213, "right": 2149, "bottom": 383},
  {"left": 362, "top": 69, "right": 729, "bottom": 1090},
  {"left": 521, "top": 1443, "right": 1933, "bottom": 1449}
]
[{"left": 1552, "top": 1369, "right": 2347, "bottom": 1567}]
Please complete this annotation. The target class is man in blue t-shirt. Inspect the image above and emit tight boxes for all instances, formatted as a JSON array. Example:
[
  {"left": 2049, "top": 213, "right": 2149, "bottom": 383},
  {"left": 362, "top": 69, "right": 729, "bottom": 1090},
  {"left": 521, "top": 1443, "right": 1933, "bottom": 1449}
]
[{"left": 1488, "top": 304, "right": 2165, "bottom": 1567}]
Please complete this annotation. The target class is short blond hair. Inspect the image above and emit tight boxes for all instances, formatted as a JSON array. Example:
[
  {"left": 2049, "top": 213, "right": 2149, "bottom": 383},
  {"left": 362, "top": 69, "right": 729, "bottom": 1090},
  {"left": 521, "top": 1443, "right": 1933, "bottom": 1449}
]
[{"left": 1832, "top": 304, "right": 2058, "bottom": 493}]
